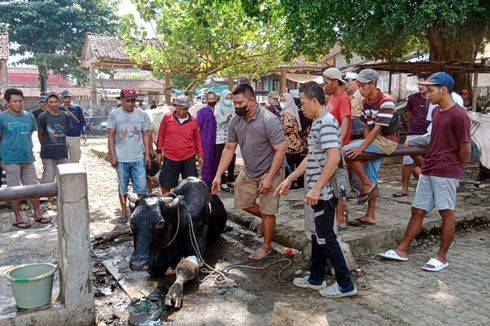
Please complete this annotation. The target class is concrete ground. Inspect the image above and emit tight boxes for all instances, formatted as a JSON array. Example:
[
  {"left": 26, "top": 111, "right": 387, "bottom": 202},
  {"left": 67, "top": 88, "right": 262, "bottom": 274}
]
[{"left": 0, "top": 139, "right": 489, "bottom": 325}]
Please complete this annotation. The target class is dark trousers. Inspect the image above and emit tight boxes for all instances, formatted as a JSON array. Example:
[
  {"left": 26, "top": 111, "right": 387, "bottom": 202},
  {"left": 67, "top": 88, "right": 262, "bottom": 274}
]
[
  {"left": 215, "top": 143, "right": 236, "bottom": 183},
  {"left": 310, "top": 198, "right": 352, "bottom": 288},
  {"left": 286, "top": 153, "right": 305, "bottom": 188}
]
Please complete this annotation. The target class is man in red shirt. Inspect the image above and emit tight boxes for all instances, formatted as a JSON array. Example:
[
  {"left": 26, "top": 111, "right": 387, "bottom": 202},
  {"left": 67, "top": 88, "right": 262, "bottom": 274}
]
[
  {"left": 379, "top": 72, "right": 471, "bottom": 272},
  {"left": 323, "top": 68, "right": 352, "bottom": 229},
  {"left": 156, "top": 95, "right": 204, "bottom": 194}
]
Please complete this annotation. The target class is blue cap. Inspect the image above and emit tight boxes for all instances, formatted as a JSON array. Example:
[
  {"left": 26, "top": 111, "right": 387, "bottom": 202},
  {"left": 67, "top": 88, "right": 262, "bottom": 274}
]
[
  {"left": 419, "top": 72, "right": 454, "bottom": 89},
  {"left": 38, "top": 95, "right": 47, "bottom": 102}
]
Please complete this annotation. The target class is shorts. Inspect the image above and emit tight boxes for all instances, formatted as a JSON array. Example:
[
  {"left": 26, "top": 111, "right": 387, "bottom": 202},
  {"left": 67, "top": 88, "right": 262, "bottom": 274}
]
[
  {"left": 159, "top": 155, "right": 198, "bottom": 188},
  {"left": 403, "top": 135, "right": 421, "bottom": 165},
  {"left": 117, "top": 160, "right": 147, "bottom": 195},
  {"left": 234, "top": 168, "right": 284, "bottom": 215},
  {"left": 343, "top": 140, "right": 384, "bottom": 183},
  {"left": 4, "top": 163, "right": 39, "bottom": 187},
  {"left": 407, "top": 134, "right": 430, "bottom": 149},
  {"left": 41, "top": 158, "right": 70, "bottom": 184},
  {"left": 412, "top": 174, "right": 458, "bottom": 212}
]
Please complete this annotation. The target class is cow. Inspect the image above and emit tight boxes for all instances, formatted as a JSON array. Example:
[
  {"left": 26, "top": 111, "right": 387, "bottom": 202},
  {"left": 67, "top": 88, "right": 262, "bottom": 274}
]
[{"left": 129, "top": 177, "right": 228, "bottom": 308}]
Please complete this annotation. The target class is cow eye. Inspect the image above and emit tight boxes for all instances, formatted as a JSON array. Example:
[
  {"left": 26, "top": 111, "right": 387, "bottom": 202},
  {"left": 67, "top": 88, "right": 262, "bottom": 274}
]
[{"left": 155, "top": 221, "right": 164, "bottom": 229}]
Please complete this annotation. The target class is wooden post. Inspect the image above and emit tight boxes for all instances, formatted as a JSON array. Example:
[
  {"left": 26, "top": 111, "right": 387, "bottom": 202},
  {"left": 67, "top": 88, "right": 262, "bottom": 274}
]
[
  {"left": 388, "top": 71, "right": 393, "bottom": 95},
  {"left": 472, "top": 72, "right": 478, "bottom": 111},
  {"left": 164, "top": 71, "right": 171, "bottom": 105},
  {"left": 227, "top": 75, "right": 234, "bottom": 90},
  {"left": 280, "top": 69, "right": 287, "bottom": 94},
  {"left": 89, "top": 63, "right": 97, "bottom": 111}
]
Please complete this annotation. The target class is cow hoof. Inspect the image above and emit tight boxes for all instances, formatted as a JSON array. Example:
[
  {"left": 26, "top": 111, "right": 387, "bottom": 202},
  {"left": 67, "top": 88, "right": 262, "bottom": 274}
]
[{"left": 165, "top": 283, "right": 183, "bottom": 308}]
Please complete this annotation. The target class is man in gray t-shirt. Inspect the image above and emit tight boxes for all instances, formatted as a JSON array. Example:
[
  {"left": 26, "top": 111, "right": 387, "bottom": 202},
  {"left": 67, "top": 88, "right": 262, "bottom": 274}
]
[
  {"left": 107, "top": 88, "right": 151, "bottom": 221},
  {"left": 211, "top": 84, "right": 286, "bottom": 260}
]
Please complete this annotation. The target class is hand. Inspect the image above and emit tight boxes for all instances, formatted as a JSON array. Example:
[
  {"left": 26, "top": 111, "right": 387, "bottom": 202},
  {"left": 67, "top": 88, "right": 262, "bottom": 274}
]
[
  {"left": 273, "top": 178, "right": 292, "bottom": 197},
  {"left": 110, "top": 157, "right": 117, "bottom": 168},
  {"left": 345, "top": 147, "right": 364, "bottom": 159},
  {"left": 258, "top": 176, "right": 273, "bottom": 194},
  {"left": 145, "top": 154, "right": 151, "bottom": 169},
  {"left": 81, "top": 134, "right": 87, "bottom": 144},
  {"left": 211, "top": 176, "right": 221, "bottom": 195},
  {"left": 156, "top": 153, "right": 163, "bottom": 165},
  {"left": 197, "top": 156, "right": 204, "bottom": 167},
  {"left": 304, "top": 187, "right": 321, "bottom": 206}
]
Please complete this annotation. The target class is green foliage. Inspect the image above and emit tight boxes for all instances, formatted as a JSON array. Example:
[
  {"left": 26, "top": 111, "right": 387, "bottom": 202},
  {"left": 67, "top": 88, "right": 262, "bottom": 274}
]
[
  {"left": 120, "top": 0, "right": 284, "bottom": 94},
  {"left": 0, "top": 0, "right": 120, "bottom": 90},
  {"left": 270, "top": 0, "right": 490, "bottom": 62}
]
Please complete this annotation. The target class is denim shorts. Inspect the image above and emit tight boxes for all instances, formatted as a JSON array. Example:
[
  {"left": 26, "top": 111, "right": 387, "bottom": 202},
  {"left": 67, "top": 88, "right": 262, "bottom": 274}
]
[
  {"left": 343, "top": 140, "right": 384, "bottom": 183},
  {"left": 117, "top": 160, "right": 147, "bottom": 195}
]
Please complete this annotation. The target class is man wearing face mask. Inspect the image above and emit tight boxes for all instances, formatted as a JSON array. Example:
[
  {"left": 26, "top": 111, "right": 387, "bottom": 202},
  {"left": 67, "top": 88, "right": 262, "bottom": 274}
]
[
  {"left": 197, "top": 92, "right": 218, "bottom": 187},
  {"left": 266, "top": 91, "right": 281, "bottom": 117},
  {"left": 211, "top": 84, "right": 286, "bottom": 260}
]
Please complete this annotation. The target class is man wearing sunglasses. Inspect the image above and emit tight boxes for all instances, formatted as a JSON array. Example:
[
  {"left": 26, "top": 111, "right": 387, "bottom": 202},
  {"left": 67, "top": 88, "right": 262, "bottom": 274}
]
[{"left": 107, "top": 88, "right": 151, "bottom": 222}]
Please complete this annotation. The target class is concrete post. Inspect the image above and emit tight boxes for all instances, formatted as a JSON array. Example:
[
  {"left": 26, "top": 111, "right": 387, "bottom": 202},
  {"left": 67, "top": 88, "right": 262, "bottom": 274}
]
[
  {"left": 90, "top": 63, "right": 97, "bottom": 110},
  {"left": 56, "top": 163, "right": 94, "bottom": 323}
]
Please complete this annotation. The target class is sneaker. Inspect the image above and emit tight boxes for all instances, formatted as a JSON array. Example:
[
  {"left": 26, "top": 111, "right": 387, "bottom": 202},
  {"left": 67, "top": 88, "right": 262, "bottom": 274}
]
[
  {"left": 292, "top": 275, "right": 326, "bottom": 290},
  {"left": 319, "top": 282, "right": 358, "bottom": 298}
]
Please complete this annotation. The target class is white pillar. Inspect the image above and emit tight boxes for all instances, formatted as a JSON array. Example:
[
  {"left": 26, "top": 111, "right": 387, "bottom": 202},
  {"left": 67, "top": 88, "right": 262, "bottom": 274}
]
[{"left": 90, "top": 63, "right": 97, "bottom": 110}]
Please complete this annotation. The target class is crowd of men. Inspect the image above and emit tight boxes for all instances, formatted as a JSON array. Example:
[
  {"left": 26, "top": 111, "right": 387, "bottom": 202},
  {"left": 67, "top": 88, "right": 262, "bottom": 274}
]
[{"left": 2, "top": 67, "right": 473, "bottom": 298}]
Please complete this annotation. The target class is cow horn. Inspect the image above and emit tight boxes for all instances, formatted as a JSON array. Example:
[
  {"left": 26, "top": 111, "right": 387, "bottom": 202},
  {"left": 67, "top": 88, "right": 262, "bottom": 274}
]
[{"left": 162, "top": 196, "right": 173, "bottom": 205}]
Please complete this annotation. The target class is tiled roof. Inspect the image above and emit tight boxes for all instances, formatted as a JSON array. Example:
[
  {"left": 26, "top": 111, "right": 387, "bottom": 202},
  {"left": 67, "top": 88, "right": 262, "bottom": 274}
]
[
  {"left": 82, "top": 33, "right": 131, "bottom": 64},
  {"left": 277, "top": 56, "right": 326, "bottom": 70},
  {"left": 0, "top": 32, "right": 8, "bottom": 60},
  {"left": 136, "top": 77, "right": 164, "bottom": 90}
]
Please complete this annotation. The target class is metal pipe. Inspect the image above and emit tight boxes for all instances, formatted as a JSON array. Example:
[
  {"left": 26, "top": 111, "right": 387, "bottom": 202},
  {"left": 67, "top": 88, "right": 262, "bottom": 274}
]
[{"left": 0, "top": 183, "right": 58, "bottom": 202}]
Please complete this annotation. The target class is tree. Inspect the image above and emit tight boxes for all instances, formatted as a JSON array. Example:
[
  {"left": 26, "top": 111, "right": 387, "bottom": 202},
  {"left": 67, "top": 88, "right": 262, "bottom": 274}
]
[
  {"left": 0, "top": 0, "right": 120, "bottom": 91},
  {"left": 241, "top": 0, "right": 490, "bottom": 89},
  {"left": 119, "top": 0, "right": 284, "bottom": 95}
]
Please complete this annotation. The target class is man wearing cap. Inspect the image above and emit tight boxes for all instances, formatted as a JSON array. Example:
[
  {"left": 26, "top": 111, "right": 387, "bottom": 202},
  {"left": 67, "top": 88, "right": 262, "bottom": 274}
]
[
  {"left": 379, "top": 72, "right": 471, "bottom": 272},
  {"left": 265, "top": 91, "right": 281, "bottom": 117},
  {"left": 0, "top": 88, "right": 50, "bottom": 228},
  {"left": 38, "top": 92, "right": 71, "bottom": 184},
  {"left": 156, "top": 94, "right": 204, "bottom": 194},
  {"left": 323, "top": 68, "right": 351, "bottom": 229},
  {"left": 32, "top": 95, "right": 48, "bottom": 120},
  {"left": 344, "top": 72, "right": 364, "bottom": 138},
  {"left": 108, "top": 88, "right": 151, "bottom": 221},
  {"left": 60, "top": 90, "right": 87, "bottom": 163},
  {"left": 343, "top": 69, "right": 400, "bottom": 226}
]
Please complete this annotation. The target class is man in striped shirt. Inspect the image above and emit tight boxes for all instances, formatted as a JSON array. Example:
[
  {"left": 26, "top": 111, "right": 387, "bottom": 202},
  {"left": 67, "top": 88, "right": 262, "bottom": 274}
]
[
  {"left": 274, "top": 82, "right": 357, "bottom": 298},
  {"left": 343, "top": 69, "right": 400, "bottom": 226}
]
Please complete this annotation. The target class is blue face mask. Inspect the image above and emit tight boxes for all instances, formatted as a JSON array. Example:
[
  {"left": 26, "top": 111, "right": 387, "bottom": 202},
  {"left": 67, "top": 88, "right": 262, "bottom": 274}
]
[{"left": 224, "top": 99, "right": 232, "bottom": 106}]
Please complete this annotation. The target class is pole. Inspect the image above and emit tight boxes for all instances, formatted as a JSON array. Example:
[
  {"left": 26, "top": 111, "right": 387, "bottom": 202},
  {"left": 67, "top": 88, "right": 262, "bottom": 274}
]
[
  {"left": 472, "top": 72, "right": 478, "bottom": 111},
  {"left": 280, "top": 69, "right": 287, "bottom": 94},
  {"left": 90, "top": 63, "right": 97, "bottom": 110},
  {"left": 164, "top": 71, "right": 171, "bottom": 105}
]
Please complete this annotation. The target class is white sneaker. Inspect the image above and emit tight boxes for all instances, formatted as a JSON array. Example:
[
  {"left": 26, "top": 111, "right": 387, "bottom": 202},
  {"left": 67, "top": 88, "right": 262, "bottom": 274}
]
[
  {"left": 292, "top": 275, "right": 326, "bottom": 290},
  {"left": 319, "top": 282, "right": 358, "bottom": 298}
]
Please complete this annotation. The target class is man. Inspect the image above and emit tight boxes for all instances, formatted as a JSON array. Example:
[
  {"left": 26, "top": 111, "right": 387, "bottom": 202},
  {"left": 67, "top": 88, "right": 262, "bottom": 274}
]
[
  {"left": 274, "top": 82, "right": 357, "bottom": 298},
  {"left": 38, "top": 92, "right": 71, "bottom": 184},
  {"left": 211, "top": 84, "right": 286, "bottom": 260},
  {"left": 156, "top": 95, "right": 203, "bottom": 194},
  {"left": 32, "top": 95, "right": 48, "bottom": 120},
  {"left": 343, "top": 69, "right": 400, "bottom": 226},
  {"left": 197, "top": 91, "right": 218, "bottom": 187},
  {"left": 60, "top": 90, "right": 87, "bottom": 163},
  {"left": 265, "top": 91, "right": 281, "bottom": 117},
  {"left": 108, "top": 89, "right": 151, "bottom": 221},
  {"left": 379, "top": 72, "right": 471, "bottom": 272},
  {"left": 150, "top": 100, "right": 157, "bottom": 109},
  {"left": 392, "top": 72, "right": 431, "bottom": 197},
  {"left": 0, "top": 88, "right": 50, "bottom": 228},
  {"left": 323, "top": 68, "right": 352, "bottom": 229}
]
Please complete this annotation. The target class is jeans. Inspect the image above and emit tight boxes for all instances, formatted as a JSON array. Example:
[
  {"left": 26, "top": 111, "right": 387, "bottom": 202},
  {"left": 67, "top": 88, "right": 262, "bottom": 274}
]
[
  {"left": 117, "top": 160, "right": 147, "bottom": 194},
  {"left": 310, "top": 198, "right": 353, "bottom": 288},
  {"left": 343, "top": 140, "right": 384, "bottom": 183}
]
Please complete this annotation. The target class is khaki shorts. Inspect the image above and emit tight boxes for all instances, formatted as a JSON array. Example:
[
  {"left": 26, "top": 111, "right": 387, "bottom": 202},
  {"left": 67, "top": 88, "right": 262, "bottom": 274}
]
[
  {"left": 234, "top": 168, "right": 284, "bottom": 215},
  {"left": 4, "top": 163, "right": 39, "bottom": 187}
]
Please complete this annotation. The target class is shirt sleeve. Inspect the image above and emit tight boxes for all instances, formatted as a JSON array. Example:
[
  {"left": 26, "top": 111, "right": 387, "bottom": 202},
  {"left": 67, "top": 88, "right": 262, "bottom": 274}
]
[
  {"left": 454, "top": 110, "right": 471, "bottom": 144},
  {"left": 76, "top": 106, "right": 86, "bottom": 133},
  {"left": 193, "top": 120, "right": 204, "bottom": 157},
  {"left": 406, "top": 95, "right": 414, "bottom": 113},
  {"left": 106, "top": 111, "right": 116, "bottom": 129},
  {"left": 339, "top": 95, "right": 352, "bottom": 120},
  {"left": 319, "top": 120, "right": 340, "bottom": 150},
  {"left": 374, "top": 100, "right": 396, "bottom": 127},
  {"left": 29, "top": 112, "right": 38, "bottom": 133},
  {"left": 214, "top": 105, "right": 228, "bottom": 124},
  {"left": 227, "top": 116, "right": 238, "bottom": 143},
  {"left": 265, "top": 115, "right": 285, "bottom": 146},
  {"left": 142, "top": 111, "right": 151, "bottom": 130},
  {"left": 156, "top": 113, "right": 168, "bottom": 151},
  {"left": 37, "top": 114, "right": 45, "bottom": 133}
]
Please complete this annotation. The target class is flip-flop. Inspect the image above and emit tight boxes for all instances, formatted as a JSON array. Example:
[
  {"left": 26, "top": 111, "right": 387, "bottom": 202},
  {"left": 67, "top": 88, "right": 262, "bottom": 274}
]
[
  {"left": 378, "top": 249, "right": 408, "bottom": 261},
  {"left": 348, "top": 218, "right": 376, "bottom": 226},
  {"left": 392, "top": 191, "right": 409, "bottom": 197},
  {"left": 248, "top": 247, "right": 272, "bottom": 260},
  {"left": 34, "top": 216, "right": 52, "bottom": 224},
  {"left": 12, "top": 222, "right": 31, "bottom": 229},
  {"left": 422, "top": 258, "right": 449, "bottom": 272},
  {"left": 357, "top": 185, "right": 378, "bottom": 205}
]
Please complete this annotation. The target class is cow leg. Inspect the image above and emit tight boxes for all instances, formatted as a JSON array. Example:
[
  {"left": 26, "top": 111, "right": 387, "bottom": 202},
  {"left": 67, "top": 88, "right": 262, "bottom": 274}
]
[{"left": 165, "top": 256, "right": 200, "bottom": 308}]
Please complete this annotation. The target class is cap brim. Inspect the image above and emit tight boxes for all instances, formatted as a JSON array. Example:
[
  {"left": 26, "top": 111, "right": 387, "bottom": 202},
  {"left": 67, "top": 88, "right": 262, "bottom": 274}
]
[
  {"left": 418, "top": 80, "right": 437, "bottom": 85},
  {"left": 356, "top": 77, "right": 372, "bottom": 83}
]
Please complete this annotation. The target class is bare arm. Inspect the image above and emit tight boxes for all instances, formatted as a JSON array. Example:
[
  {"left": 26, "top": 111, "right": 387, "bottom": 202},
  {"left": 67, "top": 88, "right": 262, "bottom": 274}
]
[
  {"left": 108, "top": 128, "right": 117, "bottom": 167},
  {"left": 305, "top": 148, "right": 340, "bottom": 206},
  {"left": 143, "top": 130, "right": 151, "bottom": 167},
  {"left": 274, "top": 155, "right": 308, "bottom": 197},
  {"left": 347, "top": 125, "right": 382, "bottom": 159},
  {"left": 458, "top": 142, "right": 471, "bottom": 163},
  {"left": 339, "top": 116, "right": 350, "bottom": 145},
  {"left": 211, "top": 142, "right": 238, "bottom": 194},
  {"left": 258, "top": 142, "right": 286, "bottom": 194}
]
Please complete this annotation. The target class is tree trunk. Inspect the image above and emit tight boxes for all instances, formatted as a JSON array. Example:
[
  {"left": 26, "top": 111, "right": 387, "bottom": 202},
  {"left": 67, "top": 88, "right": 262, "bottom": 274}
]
[
  {"left": 426, "top": 26, "right": 485, "bottom": 93},
  {"left": 38, "top": 64, "right": 48, "bottom": 93}
]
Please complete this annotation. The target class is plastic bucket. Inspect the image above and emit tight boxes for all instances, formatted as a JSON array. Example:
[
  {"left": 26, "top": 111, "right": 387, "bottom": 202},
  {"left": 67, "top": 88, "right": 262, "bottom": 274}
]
[{"left": 6, "top": 263, "right": 57, "bottom": 309}]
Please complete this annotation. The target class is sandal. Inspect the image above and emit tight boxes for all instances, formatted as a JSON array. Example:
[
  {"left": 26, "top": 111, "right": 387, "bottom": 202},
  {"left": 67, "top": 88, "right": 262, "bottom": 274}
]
[
  {"left": 392, "top": 191, "right": 408, "bottom": 197},
  {"left": 248, "top": 247, "right": 272, "bottom": 260},
  {"left": 34, "top": 215, "right": 52, "bottom": 224},
  {"left": 12, "top": 221, "right": 31, "bottom": 229},
  {"left": 357, "top": 185, "right": 378, "bottom": 205}
]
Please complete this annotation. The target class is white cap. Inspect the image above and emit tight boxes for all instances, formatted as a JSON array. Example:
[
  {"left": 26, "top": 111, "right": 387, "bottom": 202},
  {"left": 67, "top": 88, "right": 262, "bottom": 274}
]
[{"left": 344, "top": 72, "right": 359, "bottom": 81}]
